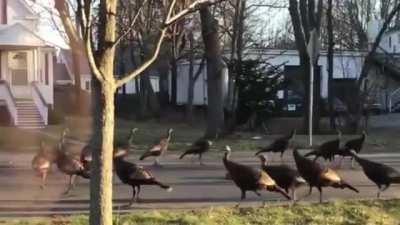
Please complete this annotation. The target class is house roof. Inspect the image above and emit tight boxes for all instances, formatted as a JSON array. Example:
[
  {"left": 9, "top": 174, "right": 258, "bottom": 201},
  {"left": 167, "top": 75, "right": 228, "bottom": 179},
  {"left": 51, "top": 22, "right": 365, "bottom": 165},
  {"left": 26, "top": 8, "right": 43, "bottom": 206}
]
[
  {"left": 16, "top": 0, "right": 39, "bottom": 19},
  {"left": 0, "top": 23, "right": 51, "bottom": 47},
  {"left": 385, "top": 25, "right": 400, "bottom": 35}
]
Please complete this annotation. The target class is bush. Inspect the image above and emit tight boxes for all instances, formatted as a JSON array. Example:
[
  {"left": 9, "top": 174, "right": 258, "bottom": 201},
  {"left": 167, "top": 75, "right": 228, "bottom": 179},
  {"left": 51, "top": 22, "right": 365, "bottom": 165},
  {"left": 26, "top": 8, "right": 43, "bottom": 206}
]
[
  {"left": 48, "top": 109, "right": 65, "bottom": 125},
  {"left": 234, "top": 59, "right": 285, "bottom": 127}
]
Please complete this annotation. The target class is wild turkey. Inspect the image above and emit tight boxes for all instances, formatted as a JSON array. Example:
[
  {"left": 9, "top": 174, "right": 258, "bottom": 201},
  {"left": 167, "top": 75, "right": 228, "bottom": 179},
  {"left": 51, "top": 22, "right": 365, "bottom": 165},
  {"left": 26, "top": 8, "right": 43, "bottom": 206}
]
[
  {"left": 258, "top": 154, "right": 305, "bottom": 201},
  {"left": 223, "top": 146, "right": 290, "bottom": 204},
  {"left": 293, "top": 148, "right": 358, "bottom": 203},
  {"left": 350, "top": 150, "right": 400, "bottom": 198},
  {"left": 115, "top": 128, "right": 139, "bottom": 150},
  {"left": 255, "top": 129, "right": 296, "bottom": 160},
  {"left": 179, "top": 138, "right": 213, "bottom": 165},
  {"left": 56, "top": 129, "right": 90, "bottom": 195},
  {"left": 139, "top": 128, "right": 173, "bottom": 166},
  {"left": 114, "top": 149, "right": 172, "bottom": 206},
  {"left": 304, "top": 130, "right": 341, "bottom": 162},
  {"left": 80, "top": 128, "right": 138, "bottom": 171},
  {"left": 80, "top": 144, "right": 93, "bottom": 172},
  {"left": 335, "top": 131, "right": 367, "bottom": 168},
  {"left": 31, "top": 141, "right": 57, "bottom": 189}
]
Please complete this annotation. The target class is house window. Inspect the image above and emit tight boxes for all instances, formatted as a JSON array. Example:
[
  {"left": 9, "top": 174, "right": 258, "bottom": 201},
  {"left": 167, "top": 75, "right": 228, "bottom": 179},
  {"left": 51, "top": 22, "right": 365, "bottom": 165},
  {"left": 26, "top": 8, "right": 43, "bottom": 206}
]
[
  {"left": 389, "top": 36, "right": 392, "bottom": 48},
  {"left": 85, "top": 80, "right": 90, "bottom": 91},
  {"left": 44, "top": 53, "right": 49, "bottom": 85},
  {"left": 0, "top": 0, "right": 6, "bottom": 25},
  {"left": 9, "top": 52, "right": 28, "bottom": 86}
]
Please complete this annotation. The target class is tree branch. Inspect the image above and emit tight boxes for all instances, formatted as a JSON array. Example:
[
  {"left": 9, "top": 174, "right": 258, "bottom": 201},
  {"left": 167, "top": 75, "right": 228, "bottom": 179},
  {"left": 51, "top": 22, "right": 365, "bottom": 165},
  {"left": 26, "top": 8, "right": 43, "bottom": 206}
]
[
  {"left": 54, "top": 0, "right": 104, "bottom": 82},
  {"left": 113, "top": 0, "right": 148, "bottom": 48},
  {"left": 165, "top": 0, "right": 224, "bottom": 27},
  {"left": 116, "top": 0, "right": 224, "bottom": 87},
  {"left": 194, "top": 55, "right": 206, "bottom": 81}
]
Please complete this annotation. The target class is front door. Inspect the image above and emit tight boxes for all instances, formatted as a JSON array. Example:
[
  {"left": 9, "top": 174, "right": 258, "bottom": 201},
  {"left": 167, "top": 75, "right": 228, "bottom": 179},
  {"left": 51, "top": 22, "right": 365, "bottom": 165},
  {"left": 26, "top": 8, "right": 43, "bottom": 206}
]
[{"left": 8, "top": 51, "right": 31, "bottom": 98}]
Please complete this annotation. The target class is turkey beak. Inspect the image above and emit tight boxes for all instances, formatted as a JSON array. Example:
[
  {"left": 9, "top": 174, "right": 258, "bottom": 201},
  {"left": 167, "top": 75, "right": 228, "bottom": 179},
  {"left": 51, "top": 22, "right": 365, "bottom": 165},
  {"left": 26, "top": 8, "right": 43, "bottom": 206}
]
[{"left": 258, "top": 154, "right": 267, "bottom": 163}]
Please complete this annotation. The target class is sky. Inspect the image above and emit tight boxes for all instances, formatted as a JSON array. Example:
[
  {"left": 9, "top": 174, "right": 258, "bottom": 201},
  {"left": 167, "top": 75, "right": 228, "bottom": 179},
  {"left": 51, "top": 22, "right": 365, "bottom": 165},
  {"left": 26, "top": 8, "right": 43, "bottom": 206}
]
[{"left": 26, "top": 0, "right": 289, "bottom": 50}]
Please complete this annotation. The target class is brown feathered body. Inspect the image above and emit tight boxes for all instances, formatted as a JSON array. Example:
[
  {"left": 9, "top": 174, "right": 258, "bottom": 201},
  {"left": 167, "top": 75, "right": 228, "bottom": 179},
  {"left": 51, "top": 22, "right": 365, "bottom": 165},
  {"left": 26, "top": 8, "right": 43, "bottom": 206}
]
[
  {"left": 114, "top": 150, "right": 172, "bottom": 205},
  {"left": 293, "top": 148, "right": 358, "bottom": 202},
  {"left": 255, "top": 130, "right": 296, "bottom": 158},
  {"left": 179, "top": 139, "right": 212, "bottom": 164},
  {"left": 140, "top": 128, "right": 173, "bottom": 161},
  {"left": 336, "top": 132, "right": 366, "bottom": 158},
  {"left": 351, "top": 152, "right": 400, "bottom": 198},
  {"left": 31, "top": 142, "right": 58, "bottom": 189},
  {"left": 304, "top": 134, "right": 341, "bottom": 162},
  {"left": 223, "top": 147, "right": 290, "bottom": 200},
  {"left": 258, "top": 155, "right": 305, "bottom": 200}
]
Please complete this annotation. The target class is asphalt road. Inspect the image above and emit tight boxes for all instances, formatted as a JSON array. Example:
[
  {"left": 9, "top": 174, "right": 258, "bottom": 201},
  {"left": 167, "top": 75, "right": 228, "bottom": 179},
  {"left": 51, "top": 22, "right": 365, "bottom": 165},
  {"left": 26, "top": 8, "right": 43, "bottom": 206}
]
[{"left": 1, "top": 151, "right": 400, "bottom": 217}]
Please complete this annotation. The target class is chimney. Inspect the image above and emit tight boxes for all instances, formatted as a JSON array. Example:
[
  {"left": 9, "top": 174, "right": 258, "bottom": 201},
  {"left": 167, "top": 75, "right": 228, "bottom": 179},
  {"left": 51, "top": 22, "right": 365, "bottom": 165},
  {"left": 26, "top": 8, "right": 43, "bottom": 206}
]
[{"left": 0, "top": 0, "right": 6, "bottom": 25}]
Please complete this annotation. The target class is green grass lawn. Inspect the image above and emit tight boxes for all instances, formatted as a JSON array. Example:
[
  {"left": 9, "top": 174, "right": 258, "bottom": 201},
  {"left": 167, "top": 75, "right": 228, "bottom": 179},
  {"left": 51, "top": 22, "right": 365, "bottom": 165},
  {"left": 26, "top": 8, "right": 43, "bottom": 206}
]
[
  {"left": 1, "top": 116, "right": 399, "bottom": 154},
  {"left": 3, "top": 199, "right": 400, "bottom": 225}
]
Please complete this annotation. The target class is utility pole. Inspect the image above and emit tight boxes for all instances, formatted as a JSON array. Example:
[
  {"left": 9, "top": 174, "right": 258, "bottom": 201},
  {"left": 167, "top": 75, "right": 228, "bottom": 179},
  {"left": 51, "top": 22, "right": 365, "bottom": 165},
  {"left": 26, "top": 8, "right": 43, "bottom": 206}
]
[{"left": 307, "top": 29, "right": 320, "bottom": 146}]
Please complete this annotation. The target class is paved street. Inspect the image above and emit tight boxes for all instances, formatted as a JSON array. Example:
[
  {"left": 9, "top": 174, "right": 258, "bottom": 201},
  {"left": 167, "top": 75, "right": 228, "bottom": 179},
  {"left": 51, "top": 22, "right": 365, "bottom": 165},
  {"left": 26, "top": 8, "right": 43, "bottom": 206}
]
[{"left": 0, "top": 151, "right": 400, "bottom": 217}]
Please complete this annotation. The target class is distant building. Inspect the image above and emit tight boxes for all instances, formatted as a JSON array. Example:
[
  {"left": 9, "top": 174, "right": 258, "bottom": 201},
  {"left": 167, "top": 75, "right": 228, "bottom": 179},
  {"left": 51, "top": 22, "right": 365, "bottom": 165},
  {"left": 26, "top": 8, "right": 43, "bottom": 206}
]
[{"left": 0, "top": 0, "right": 90, "bottom": 128}]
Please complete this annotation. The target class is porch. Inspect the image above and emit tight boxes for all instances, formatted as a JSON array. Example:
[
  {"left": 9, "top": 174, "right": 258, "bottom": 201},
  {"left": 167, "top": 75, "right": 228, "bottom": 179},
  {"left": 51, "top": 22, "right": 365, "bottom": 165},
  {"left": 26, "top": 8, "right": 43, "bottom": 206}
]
[{"left": 0, "top": 24, "right": 55, "bottom": 129}]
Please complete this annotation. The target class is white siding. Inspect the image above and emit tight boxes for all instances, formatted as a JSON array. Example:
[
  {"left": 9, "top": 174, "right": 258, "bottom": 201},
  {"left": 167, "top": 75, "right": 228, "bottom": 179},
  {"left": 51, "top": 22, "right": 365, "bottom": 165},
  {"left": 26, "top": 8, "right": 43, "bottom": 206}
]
[
  {"left": 245, "top": 50, "right": 365, "bottom": 98},
  {"left": 176, "top": 63, "right": 208, "bottom": 105},
  {"left": 118, "top": 76, "right": 160, "bottom": 94}
]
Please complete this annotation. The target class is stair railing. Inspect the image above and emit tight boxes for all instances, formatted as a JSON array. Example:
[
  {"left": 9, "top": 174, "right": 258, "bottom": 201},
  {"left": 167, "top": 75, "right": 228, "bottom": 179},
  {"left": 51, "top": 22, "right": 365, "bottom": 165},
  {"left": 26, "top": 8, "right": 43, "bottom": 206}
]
[
  {"left": 389, "top": 87, "right": 400, "bottom": 113},
  {"left": 0, "top": 80, "right": 18, "bottom": 125},
  {"left": 31, "top": 81, "right": 48, "bottom": 125}
]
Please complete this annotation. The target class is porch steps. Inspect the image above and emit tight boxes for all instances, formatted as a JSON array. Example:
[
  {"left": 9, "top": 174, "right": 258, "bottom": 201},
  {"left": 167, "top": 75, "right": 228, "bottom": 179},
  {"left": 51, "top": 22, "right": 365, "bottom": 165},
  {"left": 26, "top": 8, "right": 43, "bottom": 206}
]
[{"left": 15, "top": 100, "right": 45, "bottom": 129}]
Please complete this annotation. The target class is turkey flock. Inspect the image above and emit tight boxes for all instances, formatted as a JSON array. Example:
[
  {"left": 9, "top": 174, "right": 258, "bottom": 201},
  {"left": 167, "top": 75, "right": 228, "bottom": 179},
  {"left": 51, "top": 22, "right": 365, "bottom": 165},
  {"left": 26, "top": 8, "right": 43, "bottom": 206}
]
[{"left": 31, "top": 127, "right": 400, "bottom": 206}]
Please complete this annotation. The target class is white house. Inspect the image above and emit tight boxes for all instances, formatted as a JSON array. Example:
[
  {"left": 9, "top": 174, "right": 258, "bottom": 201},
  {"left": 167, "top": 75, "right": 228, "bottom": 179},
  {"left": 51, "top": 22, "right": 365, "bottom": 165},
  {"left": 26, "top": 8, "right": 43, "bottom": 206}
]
[
  {"left": 168, "top": 21, "right": 400, "bottom": 113},
  {"left": 0, "top": 0, "right": 55, "bottom": 129},
  {"left": 54, "top": 49, "right": 92, "bottom": 92}
]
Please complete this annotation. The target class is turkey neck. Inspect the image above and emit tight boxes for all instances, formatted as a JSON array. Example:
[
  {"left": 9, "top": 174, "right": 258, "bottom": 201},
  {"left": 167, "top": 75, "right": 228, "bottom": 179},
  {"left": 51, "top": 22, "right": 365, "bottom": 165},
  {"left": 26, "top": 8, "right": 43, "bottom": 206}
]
[
  {"left": 113, "top": 157, "right": 127, "bottom": 172},
  {"left": 360, "top": 133, "right": 366, "bottom": 142},
  {"left": 293, "top": 149, "right": 304, "bottom": 165},
  {"left": 223, "top": 151, "right": 231, "bottom": 166},
  {"left": 289, "top": 130, "right": 295, "bottom": 139},
  {"left": 260, "top": 158, "right": 268, "bottom": 168},
  {"left": 166, "top": 131, "right": 173, "bottom": 142},
  {"left": 113, "top": 156, "right": 125, "bottom": 164},
  {"left": 128, "top": 131, "right": 135, "bottom": 145}
]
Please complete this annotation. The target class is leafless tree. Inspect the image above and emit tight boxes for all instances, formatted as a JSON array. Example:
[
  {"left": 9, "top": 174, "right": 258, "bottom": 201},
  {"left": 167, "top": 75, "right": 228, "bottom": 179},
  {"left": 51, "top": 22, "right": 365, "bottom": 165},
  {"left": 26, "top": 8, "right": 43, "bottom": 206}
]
[
  {"left": 54, "top": 1, "right": 224, "bottom": 224},
  {"left": 288, "top": 0, "right": 323, "bottom": 133}
]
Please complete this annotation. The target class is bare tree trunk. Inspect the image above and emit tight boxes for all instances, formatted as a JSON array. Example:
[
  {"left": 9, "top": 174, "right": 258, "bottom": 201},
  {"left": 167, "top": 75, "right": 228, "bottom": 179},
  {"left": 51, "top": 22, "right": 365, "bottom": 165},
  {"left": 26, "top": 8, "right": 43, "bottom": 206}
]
[
  {"left": 137, "top": 41, "right": 161, "bottom": 119},
  {"left": 56, "top": 1, "right": 224, "bottom": 225},
  {"left": 138, "top": 73, "right": 149, "bottom": 118},
  {"left": 157, "top": 50, "right": 170, "bottom": 108},
  {"left": 170, "top": 58, "right": 178, "bottom": 106},
  {"left": 186, "top": 32, "right": 196, "bottom": 123},
  {"left": 327, "top": 0, "right": 335, "bottom": 129},
  {"left": 350, "top": 3, "right": 400, "bottom": 132},
  {"left": 289, "top": 0, "right": 322, "bottom": 133},
  {"left": 200, "top": 6, "right": 225, "bottom": 138},
  {"left": 185, "top": 35, "right": 205, "bottom": 124},
  {"left": 226, "top": 0, "right": 245, "bottom": 133},
  {"left": 90, "top": 82, "right": 115, "bottom": 225},
  {"left": 72, "top": 50, "right": 82, "bottom": 113}
]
